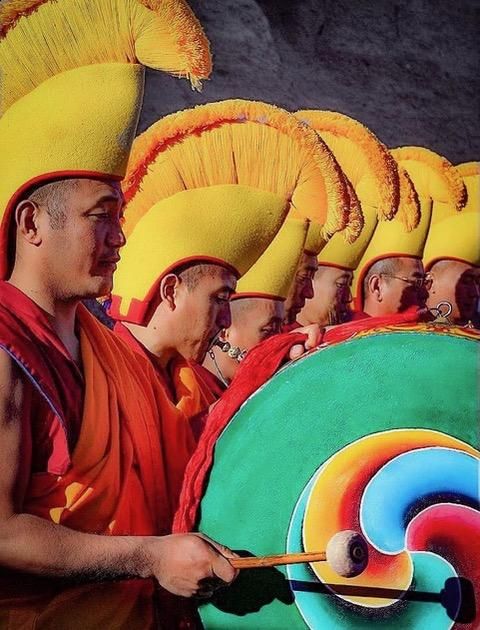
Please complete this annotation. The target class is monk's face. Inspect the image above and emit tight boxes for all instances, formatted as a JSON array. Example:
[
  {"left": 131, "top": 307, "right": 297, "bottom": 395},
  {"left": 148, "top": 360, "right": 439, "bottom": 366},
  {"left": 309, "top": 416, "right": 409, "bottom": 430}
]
[
  {"left": 300, "top": 266, "right": 353, "bottom": 326},
  {"left": 380, "top": 257, "right": 428, "bottom": 313},
  {"left": 427, "top": 260, "right": 480, "bottom": 325},
  {"left": 35, "top": 179, "right": 125, "bottom": 299},
  {"left": 228, "top": 297, "right": 285, "bottom": 351},
  {"left": 284, "top": 252, "right": 318, "bottom": 324},
  {"left": 365, "top": 257, "right": 428, "bottom": 316},
  {"left": 174, "top": 265, "right": 237, "bottom": 363},
  {"left": 212, "top": 297, "right": 284, "bottom": 383}
]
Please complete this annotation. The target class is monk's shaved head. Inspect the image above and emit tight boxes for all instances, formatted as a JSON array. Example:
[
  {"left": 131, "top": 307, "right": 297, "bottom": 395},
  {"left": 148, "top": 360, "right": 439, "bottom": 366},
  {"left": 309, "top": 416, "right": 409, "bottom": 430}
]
[
  {"left": 178, "top": 263, "right": 235, "bottom": 291},
  {"left": 26, "top": 179, "right": 82, "bottom": 229},
  {"left": 363, "top": 258, "right": 401, "bottom": 295}
]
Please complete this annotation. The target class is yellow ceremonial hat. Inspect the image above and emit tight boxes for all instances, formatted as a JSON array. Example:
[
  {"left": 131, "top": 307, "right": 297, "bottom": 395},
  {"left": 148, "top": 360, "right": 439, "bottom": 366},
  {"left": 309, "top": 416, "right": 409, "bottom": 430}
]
[
  {"left": 317, "top": 176, "right": 365, "bottom": 270},
  {"left": 353, "top": 165, "right": 424, "bottom": 308},
  {"left": 122, "top": 100, "right": 354, "bottom": 243},
  {"left": 110, "top": 185, "right": 289, "bottom": 323},
  {"left": 0, "top": 0, "right": 211, "bottom": 278},
  {"left": 294, "top": 110, "right": 401, "bottom": 277},
  {"left": 390, "top": 146, "right": 467, "bottom": 228},
  {"left": 233, "top": 218, "right": 309, "bottom": 301},
  {"left": 423, "top": 161, "right": 480, "bottom": 270}
]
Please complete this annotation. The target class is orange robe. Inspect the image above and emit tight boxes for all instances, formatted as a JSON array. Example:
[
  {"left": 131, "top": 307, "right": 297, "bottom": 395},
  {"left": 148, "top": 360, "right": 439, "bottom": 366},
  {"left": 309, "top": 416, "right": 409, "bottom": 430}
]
[
  {"left": 0, "top": 283, "right": 195, "bottom": 629},
  {"left": 114, "top": 322, "right": 224, "bottom": 438}
]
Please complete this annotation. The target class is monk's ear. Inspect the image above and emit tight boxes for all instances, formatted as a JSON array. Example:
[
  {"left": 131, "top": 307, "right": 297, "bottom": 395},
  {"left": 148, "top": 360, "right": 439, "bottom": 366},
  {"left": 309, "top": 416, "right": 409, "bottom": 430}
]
[
  {"left": 426, "top": 270, "right": 436, "bottom": 295},
  {"left": 368, "top": 274, "right": 382, "bottom": 302},
  {"left": 159, "top": 274, "right": 181, "bottom": 311},
  {"left": 15, "top": 200, "right": 43, "bottom": 246}
]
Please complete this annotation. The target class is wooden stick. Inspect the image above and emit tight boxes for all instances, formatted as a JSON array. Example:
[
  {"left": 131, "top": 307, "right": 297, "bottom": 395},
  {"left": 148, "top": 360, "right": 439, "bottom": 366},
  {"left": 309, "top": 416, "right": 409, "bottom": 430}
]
[{"left": 231, "top": 551, "right": 327, "bottom": 569}]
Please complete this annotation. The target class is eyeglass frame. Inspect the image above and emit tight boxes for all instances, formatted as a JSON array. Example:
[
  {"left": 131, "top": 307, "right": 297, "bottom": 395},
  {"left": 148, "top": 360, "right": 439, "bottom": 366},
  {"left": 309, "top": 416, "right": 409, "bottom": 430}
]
[{"left": 380, "top": 273, "right": 433, "bottom": 290}]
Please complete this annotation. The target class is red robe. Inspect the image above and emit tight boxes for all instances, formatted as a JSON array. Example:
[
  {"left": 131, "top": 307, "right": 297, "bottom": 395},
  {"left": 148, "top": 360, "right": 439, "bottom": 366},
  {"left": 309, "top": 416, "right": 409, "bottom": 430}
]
[
  {"left": 114, "top": 321, "right": 224, "bottom": 439},
  {"left": 0, "top": 282, "right": 195, "bottom": 628}
]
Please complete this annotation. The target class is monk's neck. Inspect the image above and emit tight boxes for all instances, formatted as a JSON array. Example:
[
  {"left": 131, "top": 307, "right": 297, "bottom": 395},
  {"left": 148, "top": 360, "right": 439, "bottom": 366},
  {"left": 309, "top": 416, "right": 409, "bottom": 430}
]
[
  {"left": 363, "top": 301, "right": 384, "bottom": 318},
  {"left": 8, "top": 272, "right": 80, "bottom": 362},
  {"left": 123, "top": 321, "right": 178, "bottom": 369}
]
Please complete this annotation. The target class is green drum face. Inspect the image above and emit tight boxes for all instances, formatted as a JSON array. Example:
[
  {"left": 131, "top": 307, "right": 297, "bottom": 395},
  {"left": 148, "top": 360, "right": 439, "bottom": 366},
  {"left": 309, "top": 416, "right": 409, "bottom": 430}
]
[{"left": 197, "top": 329, "right": 479, "bottom": 629}]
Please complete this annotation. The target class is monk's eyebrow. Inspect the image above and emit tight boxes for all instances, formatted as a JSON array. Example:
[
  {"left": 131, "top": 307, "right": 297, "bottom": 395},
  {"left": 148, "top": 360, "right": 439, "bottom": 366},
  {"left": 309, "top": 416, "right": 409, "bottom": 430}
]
[{"left": 86, "top": 195, "right": 125, "bottom": 210}]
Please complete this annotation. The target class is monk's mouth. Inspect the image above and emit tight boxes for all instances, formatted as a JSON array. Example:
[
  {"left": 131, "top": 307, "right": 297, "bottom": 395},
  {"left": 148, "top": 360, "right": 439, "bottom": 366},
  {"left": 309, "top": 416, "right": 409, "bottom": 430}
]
[{"left": 98, "top": 260, "right": 119, "bottom": 273}]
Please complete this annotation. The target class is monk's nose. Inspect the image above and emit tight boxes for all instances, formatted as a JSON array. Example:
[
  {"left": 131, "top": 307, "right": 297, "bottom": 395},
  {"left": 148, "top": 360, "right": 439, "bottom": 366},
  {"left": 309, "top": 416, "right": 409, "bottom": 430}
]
[
  {"left": 107, "top": 224, "right": 126, "bottom": 248},
  {"left": 303, "top": 279, "right": 314, "bottom": 300},
  {"left": 218, "top": 304, "right": 232, "bottom": 330}
]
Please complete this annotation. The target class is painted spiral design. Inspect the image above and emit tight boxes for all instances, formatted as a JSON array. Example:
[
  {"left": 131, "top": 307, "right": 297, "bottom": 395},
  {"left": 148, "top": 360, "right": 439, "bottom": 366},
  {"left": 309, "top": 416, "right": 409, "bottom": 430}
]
[{"left": 287, "top": 429, "right": 480, "bottom": 629}]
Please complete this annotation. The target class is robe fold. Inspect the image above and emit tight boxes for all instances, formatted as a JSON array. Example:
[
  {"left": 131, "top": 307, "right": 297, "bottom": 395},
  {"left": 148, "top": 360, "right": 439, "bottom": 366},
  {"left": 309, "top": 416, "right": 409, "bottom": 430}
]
[
  {"left": 0, "top": 282, "right": 196, "bottom": 629},
  {"left": 114, "top": 322, "right": 224, "bottom": 438}
]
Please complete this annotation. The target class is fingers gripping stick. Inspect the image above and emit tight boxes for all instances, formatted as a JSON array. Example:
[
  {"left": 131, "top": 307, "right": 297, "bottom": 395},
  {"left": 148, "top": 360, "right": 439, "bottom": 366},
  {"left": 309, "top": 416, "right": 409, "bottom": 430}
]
[{"left": 231, "top": 530, "right": 368, "bottom": 578}]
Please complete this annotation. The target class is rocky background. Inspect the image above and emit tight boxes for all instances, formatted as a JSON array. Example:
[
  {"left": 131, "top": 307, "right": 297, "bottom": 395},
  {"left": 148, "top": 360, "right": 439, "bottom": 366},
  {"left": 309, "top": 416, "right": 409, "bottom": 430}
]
[{"left": 139, "top": 0, "right": 479, "bottom": 164}]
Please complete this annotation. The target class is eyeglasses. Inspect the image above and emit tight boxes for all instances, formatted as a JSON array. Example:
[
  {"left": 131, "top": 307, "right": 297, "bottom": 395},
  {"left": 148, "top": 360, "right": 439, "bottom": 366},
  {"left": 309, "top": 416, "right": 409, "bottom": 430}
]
[{"left": 380, "top": 273, "right": 432, "bottom": 290}]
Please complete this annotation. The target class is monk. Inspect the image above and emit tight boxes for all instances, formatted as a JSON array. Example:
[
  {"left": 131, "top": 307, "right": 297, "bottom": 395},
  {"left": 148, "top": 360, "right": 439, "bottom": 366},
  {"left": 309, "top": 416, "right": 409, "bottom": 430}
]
[
  {"left": 204, "top": 295, "right": 286, "bottom": 385},
  {"left": 423, "top": 162, "right": 479, "bottom": 327},
  {"left": 203, "top": 218, "right": 310, "bottom": 384},
  {"left": 113, "top": 260, "right": 234, "bottom": 419},
  {"left": 298, "top": 265, "right": 354, "bottom": 326},
  {"left": 426, "top": 260, "right": 480, "bottom": 327},
  {"left": 0, "top": 0, "right": 239, "bottom": 624},
  {"left": 361, "top": 257, "right": 429, "bottom": 317},
  {"left": 0, "top": 178, "right": 238, "bottom": 627}
]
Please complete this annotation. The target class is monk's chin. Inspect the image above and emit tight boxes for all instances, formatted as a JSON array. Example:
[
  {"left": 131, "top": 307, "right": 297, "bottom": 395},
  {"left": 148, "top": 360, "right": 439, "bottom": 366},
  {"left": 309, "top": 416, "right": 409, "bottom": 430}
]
[{"left": 82, "top": 276, "right": 114, "bottom": 300}]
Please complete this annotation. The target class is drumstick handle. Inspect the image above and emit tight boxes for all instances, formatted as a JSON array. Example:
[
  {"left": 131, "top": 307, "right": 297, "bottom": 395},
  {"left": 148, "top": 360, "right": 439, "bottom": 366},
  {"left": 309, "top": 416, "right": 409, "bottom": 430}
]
[{"left": 231, "top": 551, "right": 326, "bottom": 569}]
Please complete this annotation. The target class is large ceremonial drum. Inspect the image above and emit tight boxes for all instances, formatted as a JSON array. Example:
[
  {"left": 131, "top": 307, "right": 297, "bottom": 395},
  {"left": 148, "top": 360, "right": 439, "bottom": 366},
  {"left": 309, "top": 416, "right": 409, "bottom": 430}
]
[{"left": 194, "top": 325, "right": 479, "bottom": 629}]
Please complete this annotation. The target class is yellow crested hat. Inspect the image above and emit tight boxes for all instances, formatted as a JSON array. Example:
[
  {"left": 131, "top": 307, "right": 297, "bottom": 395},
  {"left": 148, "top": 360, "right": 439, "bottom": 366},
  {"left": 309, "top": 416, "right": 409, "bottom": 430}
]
[
  {"left": 390, "top": 146, "right": 467, "bottom": 227},
  {"left": 423, "top": 161, "right": 480, "bottom": 270},
  {"left": 122, "top": 99, "right": 354, "bottom": 243},
  {"left": 353, "top": 165, "right": 424, "bottom": 308},
  {"left": 317, "top": 176, "right": 365, "bottom": 270},
  {"left": 110, "top": 185, "right": 289, "bottom": 323},
  {"left": 233, "top": 218, "right": 309, "bottom": 301},
  {"left": 295, "top": 110, "right": 401, "bottom": 273},
  {"left": 0, "top": 0, "right": 211, "bottom": 278}
]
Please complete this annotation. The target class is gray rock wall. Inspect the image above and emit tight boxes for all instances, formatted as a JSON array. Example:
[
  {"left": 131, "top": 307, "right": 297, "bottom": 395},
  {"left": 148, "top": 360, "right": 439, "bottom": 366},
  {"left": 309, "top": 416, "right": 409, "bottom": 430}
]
[{"left": 140, "top": 0, "right": 480, "bottom": 164}]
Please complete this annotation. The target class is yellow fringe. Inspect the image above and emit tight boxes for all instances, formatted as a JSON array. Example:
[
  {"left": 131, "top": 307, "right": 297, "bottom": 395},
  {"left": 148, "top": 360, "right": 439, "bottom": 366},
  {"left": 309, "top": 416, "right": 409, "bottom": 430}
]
[
  {"left": 397, "top": 166, "right": 421, "bottom": 232},
  {"left": 457, "top": 161, "right": 480, "bottom": 178},
  {"left": 342, "top": 176, "right": 364, "bottom": 244},
  {"left": 138, "top": 0, "right": 211, "bottom": 88},
  {"left": 123, "top": 99, "right": 351, "bottom": 241},
  {"left": 0, "top": 0, "right": 49, "bottom": 37},
  {"left": 295, "top": 110, "right": 400, "bottom": 221},
  {"left": 0, "top": 0, "right": 211, "bottom": 113},
  {"left": 391, "top": 146, "right": 467, "bottom": 212}
]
